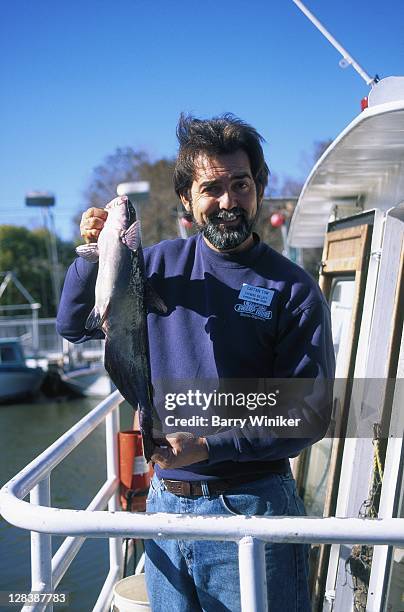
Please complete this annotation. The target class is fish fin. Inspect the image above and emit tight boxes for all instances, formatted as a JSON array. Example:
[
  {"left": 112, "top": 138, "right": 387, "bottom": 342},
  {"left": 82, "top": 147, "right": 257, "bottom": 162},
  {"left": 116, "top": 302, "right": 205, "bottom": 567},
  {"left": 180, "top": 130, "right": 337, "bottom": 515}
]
[
  {"left": 76, "top": 243, "right": 100, "bottom": 263},
  {"left": 145, "top": 281, "right": 168, "bottom": 314},
  {"left": 85, "top": 303, "right": 109, "bottom": 331},
  {"left": 121, "top": 220, "right": 141, "bottom": 251},
  {"left": 104, "top": 341, "right": 140, "bottom": 409}
]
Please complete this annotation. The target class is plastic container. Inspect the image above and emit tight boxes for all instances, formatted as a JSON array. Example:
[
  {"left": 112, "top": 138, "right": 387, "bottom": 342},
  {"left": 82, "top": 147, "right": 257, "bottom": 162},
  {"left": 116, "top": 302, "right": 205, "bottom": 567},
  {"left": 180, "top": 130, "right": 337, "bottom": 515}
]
[{"left": 112, "top": 574, "right": 150, "bottom": 611}]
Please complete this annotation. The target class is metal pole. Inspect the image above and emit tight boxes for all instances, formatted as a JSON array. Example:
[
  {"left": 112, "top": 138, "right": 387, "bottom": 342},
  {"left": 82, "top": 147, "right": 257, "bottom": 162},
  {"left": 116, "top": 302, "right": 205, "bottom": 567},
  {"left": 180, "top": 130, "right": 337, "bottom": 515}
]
[
  {"left": 0, "top": 272, "right": 12, "bottom": 300},
  {"left": 291, "top": 0, "right": 376, "bottom": 86},
  {"left": 281, "top": 225, "right": 290, "bottom": 259},
  {"left": 28, "top": 477, "right": 53, "bottom": 612},
  {"left": 47, "top": 208, "right": 61, "bottom": 309},
  {"left": 62, "top": 338, "right": 70, "bottom": 368},
  {"left": 238, "top": 537, "right": 268, "bottom": 612},
  {"left": 106, "top": 407, "right": 124, "bottom": 575},
  {"left": 32, "top": 305, "right": 40, "bottom": 359}
]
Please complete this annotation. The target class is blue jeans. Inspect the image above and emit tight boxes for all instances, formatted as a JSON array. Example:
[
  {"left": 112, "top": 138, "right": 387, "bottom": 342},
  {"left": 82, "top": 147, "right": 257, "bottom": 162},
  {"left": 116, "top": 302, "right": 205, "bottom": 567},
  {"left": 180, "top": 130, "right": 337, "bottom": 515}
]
[{"left": 144, "top": 472, "right": 311, "bottom": 612}]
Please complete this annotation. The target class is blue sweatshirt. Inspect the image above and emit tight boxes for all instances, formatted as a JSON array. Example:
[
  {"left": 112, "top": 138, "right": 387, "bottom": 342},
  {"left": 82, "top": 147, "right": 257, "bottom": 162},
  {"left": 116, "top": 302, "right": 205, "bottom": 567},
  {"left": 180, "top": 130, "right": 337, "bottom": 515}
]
[{"left": 57, "top": 233, "right": 335, "bottom": 481}]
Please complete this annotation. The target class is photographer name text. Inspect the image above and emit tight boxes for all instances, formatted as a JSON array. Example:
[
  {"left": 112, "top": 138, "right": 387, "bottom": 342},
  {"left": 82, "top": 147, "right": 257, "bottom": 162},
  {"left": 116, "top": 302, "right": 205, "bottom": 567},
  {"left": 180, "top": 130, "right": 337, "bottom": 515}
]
[{"left": 164, "top": 415, "right": 301, "bottom": 428}]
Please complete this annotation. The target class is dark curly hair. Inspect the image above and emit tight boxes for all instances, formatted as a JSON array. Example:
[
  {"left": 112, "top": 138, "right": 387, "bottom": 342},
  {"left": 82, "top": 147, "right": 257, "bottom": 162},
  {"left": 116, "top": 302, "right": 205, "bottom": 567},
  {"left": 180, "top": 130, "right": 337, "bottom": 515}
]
[{"left": 173, "top": 113, "right": 269, "bottom": 203}]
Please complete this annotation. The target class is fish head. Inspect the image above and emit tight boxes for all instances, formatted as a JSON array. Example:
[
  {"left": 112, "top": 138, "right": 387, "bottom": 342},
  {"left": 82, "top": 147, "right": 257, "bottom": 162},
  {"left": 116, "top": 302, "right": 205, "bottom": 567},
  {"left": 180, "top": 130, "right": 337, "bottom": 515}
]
[
  {"left": 103, "top": 196, "right": 137, "bottom": 232},
  {"left": 101, "top": 196, "right": 141, "bottom": 253}
]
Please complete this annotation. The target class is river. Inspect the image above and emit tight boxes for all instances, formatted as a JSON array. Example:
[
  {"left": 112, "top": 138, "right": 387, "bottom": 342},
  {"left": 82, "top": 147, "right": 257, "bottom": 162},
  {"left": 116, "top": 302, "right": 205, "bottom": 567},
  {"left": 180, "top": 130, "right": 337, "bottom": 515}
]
[{"left": 0, "top": 397, "right": 133, "bottom": 611}]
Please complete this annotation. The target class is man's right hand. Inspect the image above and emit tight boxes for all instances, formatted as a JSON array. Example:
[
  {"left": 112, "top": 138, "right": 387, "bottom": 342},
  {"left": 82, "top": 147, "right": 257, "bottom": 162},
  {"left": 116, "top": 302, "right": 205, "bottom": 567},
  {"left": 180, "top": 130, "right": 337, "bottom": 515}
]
[{"left": 80, "top": 207, "right": 108, "bottom": 243}]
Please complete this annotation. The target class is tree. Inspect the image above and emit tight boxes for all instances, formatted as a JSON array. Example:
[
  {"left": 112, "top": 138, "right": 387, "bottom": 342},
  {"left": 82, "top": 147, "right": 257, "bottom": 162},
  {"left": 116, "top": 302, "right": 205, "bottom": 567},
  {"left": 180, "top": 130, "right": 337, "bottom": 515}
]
[
  {"left": 76, "top": 148, "right": 179, "bottom": 246},
  {"left": 0, "top": 225, "right": 75, "bottom": 317}
]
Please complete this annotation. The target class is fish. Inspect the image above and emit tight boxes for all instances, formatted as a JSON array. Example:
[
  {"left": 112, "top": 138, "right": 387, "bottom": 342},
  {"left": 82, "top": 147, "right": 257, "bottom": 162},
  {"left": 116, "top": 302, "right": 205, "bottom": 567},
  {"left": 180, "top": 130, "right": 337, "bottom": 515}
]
[{"left": 75, "top": 195, "right": 166, "bottom": 461}]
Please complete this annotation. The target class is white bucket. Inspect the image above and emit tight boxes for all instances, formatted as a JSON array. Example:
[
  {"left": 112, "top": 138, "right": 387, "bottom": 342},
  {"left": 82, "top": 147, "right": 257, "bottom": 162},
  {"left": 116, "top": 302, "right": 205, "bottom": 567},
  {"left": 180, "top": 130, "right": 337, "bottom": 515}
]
[{"left": 112, "top": 574, "right": 151, "bottom": 612}]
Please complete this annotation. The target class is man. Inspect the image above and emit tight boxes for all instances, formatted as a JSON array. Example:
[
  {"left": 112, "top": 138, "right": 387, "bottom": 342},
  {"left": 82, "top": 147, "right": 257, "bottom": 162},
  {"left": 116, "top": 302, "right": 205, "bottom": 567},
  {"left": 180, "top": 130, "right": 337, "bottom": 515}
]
[{"left": 57, "top": 114, "right": 335, "bottom": 611}]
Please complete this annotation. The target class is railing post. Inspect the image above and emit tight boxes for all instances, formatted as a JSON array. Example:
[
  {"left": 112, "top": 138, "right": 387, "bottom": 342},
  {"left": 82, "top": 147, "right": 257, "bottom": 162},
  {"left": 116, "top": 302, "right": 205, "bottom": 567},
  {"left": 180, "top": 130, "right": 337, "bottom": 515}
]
[
  {"left": 106, "top": 406, "right": 123, "bottom": 575},
  {"left": 93, "top": 406, "right": 123, "bottom": 612},
  {"left": 238, "top": 536, "right": 268, "bottom": 612},
  {"left": 28, "top": 476, "right": 53, "bottom": 612}
]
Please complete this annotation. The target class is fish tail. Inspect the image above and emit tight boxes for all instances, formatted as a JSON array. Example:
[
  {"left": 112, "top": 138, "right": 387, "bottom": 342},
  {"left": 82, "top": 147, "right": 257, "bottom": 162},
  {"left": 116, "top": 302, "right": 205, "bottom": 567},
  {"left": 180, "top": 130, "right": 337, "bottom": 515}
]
[{"left": 138, "top": 413, "right": 153, "bottom": 462}]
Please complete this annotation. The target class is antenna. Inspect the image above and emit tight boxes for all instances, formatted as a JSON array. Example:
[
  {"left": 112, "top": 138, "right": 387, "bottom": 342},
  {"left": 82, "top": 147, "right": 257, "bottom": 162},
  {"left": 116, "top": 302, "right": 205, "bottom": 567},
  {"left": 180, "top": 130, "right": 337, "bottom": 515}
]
[{"left": 292, "top": 0, "right": 379, "bottom": 87}]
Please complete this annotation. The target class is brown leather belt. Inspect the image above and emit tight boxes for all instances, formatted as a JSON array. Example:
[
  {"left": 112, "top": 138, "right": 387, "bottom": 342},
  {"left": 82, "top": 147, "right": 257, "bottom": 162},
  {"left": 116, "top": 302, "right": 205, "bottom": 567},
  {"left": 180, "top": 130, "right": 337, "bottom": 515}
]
[{"left": 162, "top": 476, "right": 261, "bottom": 497}]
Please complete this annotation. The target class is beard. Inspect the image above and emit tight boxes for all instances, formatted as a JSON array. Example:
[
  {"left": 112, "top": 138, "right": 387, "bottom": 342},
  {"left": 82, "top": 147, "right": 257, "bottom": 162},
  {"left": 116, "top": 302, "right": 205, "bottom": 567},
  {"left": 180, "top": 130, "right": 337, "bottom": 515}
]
[{"left": 195, "top": 207, "right": 256, "bottom": 250}]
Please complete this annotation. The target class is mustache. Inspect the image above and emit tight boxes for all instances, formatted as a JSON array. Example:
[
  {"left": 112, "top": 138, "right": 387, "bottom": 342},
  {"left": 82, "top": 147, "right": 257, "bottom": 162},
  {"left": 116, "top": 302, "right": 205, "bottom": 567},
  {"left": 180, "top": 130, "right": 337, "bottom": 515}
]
[{"left": 209, "top": 208, "right": 245, "bottom": 223}]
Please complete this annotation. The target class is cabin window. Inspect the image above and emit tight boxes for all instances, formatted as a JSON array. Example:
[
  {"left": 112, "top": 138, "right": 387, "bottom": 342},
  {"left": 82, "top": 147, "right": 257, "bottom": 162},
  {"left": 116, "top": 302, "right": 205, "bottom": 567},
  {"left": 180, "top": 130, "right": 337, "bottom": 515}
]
[
  {"left": 330, "top": 278, "right": 356, "bottom": 376},
  {"left": 0, "top": 346, "right": 17, "bottom": 363},
  {"left": 300, "top": 277, "right": 356, "bottom": 513},
  {"left": 301, "top": 437, "right": 333, "bottom": 516}
]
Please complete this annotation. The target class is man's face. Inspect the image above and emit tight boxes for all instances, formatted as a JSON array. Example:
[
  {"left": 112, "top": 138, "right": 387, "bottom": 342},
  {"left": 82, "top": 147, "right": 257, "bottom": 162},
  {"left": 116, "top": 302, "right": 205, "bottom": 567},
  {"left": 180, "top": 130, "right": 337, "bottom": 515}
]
[{"left": 180, "top": 150, "right": 262, "bottom": 252}]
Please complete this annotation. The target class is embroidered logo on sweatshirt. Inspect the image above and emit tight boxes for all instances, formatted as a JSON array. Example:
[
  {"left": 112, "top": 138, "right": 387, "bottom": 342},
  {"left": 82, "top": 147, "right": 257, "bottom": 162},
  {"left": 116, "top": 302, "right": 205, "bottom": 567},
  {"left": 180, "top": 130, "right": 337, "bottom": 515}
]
[{"left": 234, "top": 284, "right": 275, "bottom": 320}]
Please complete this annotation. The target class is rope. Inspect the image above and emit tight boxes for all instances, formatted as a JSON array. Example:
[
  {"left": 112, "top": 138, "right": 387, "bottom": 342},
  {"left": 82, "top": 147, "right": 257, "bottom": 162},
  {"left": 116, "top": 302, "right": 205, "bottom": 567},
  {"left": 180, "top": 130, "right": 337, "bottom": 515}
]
[{"left": 345, "top": 424, "right": 384, "bottom": 611}]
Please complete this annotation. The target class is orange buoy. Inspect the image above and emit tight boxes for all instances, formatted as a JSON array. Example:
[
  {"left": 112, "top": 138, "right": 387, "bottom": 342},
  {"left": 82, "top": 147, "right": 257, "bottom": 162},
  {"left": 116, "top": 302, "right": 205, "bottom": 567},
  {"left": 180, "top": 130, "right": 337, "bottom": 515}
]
[{"left": 118, "top": 430, "right": 152, "bottom": 511}]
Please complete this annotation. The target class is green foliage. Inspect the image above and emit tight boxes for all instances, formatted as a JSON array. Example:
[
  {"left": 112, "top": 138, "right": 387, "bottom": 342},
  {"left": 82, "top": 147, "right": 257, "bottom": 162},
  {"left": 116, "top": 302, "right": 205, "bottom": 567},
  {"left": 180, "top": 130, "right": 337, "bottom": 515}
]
[{"left": 0, "top": 225, "right": 75, "bottom": 317}]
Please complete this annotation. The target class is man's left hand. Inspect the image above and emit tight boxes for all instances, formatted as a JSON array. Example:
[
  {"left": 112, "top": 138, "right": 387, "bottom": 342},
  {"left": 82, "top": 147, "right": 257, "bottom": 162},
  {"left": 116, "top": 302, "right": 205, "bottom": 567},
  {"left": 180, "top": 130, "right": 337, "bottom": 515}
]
[{"left": 151, "top": 432, "right": 209, "bottom": 469}]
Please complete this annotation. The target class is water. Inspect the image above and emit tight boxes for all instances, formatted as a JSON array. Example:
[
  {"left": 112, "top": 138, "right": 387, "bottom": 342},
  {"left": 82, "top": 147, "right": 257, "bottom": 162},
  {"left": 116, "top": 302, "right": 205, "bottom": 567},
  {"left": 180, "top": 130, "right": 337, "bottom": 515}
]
[{"left": 0, "top": 397, "right": 133, "bottom": 611}]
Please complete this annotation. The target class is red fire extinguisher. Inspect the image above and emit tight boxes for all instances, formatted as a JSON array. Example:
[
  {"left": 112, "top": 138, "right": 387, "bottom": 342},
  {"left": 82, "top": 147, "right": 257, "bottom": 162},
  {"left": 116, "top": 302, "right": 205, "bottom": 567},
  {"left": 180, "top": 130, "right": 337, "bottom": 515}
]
[{"left": 118, "top": 430, "right": 153, "bottom": 511}]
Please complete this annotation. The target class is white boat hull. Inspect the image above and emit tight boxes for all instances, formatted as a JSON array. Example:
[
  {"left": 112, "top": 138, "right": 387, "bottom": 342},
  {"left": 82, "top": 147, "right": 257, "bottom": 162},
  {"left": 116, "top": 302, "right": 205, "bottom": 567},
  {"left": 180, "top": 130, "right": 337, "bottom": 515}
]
[{"left": 62, "top": 365, "right": 113, "bottom": 398}]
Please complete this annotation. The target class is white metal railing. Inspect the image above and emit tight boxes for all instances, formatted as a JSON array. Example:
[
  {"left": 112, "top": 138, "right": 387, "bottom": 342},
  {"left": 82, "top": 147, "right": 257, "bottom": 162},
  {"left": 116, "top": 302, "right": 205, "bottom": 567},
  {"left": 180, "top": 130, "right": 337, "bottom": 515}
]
[
  {"left": 2, "top": 393, "right": 404, "bottom": 612},
  {"left": 1, "top": 390, "right": 123, "bottom": 612}
]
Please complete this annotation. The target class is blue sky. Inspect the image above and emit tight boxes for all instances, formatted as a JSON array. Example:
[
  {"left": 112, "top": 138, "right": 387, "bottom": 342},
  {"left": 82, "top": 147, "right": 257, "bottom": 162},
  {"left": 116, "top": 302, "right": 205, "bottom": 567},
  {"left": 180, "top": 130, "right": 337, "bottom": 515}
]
[{"left": 1, "top": 0, "right": 403, "bottom": 241}]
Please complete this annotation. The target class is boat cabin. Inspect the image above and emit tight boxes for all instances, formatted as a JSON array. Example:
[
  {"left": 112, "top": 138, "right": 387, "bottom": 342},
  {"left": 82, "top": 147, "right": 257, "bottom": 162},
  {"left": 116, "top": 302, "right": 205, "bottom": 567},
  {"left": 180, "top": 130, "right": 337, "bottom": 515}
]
[
  {"left": 0, "top": 338, "right": 27, "bottom": 367},
  {"left": 0, "top": 338, "right": 45, "bottom": 402},
  {"left": 288, "top": 76, "right": 404, "bottom": 611}
]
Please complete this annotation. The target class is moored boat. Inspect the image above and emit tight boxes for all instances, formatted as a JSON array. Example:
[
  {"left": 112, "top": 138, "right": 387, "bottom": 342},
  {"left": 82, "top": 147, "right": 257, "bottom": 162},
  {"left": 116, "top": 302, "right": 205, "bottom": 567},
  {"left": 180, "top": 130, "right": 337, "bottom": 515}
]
[
  {"left": 60, "top": 363, "right": 113, "bottom": 398},
  {"left": 0, "top": 338, "right": 45, "bottom": 403}
]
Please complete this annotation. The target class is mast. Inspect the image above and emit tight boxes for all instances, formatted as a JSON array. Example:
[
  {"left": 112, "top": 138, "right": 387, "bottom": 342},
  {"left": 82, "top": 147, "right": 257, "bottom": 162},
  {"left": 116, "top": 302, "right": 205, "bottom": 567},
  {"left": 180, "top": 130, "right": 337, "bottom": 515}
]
[{"left": 291, "top": 0, "right": 379, "bottom": 87}]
